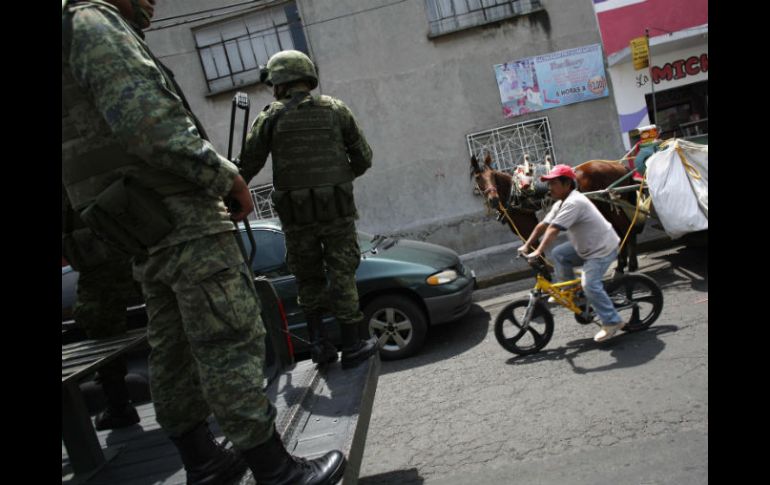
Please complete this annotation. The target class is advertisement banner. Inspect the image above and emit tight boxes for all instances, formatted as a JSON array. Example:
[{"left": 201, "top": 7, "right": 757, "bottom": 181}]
[{"left": 494, "top": 44, "right": 610, "bottom": 119}]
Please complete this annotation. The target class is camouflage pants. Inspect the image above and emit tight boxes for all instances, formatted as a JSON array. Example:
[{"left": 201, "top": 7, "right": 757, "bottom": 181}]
[
  {"left": 75, "top": 257, "right": 136, "bottom": 339},
  {"left": 284, "top": 219, "right": 363, "bottom": 325},
  {"left": 133, "top": 231, "right": 274, "bottom": 449},
  {"left": 75, "top": 257, "right": 138, "bottom": 384}
]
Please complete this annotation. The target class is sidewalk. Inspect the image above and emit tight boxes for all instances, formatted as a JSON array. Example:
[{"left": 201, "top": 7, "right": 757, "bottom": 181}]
[{"left": 460, "top": 223, "right": 683, "bottom": 289}]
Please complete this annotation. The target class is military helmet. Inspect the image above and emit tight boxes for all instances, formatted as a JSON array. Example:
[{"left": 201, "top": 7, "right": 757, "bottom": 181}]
[{"left": 260, "top": 50, "right": 318, "bottom": 89}]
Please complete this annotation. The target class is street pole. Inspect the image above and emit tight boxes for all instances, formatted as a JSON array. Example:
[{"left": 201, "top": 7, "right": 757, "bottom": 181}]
[{"left": 646, "top": 28, "right": 657, "bottom": 126}]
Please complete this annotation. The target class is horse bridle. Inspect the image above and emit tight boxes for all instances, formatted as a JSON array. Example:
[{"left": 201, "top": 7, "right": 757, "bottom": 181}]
[{"left": 472, "top": 169, "right": 500, "bottom": 216}]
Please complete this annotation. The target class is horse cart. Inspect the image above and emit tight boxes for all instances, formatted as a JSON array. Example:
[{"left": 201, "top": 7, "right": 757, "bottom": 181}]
[
  {"left": 579, "top": 137, "right": 708, "bottom": 243},
  {"left": 471, "top": 135, "right": 708, "bottom": 273}
]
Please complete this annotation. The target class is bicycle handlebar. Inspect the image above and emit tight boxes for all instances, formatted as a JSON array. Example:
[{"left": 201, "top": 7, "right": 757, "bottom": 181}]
[{"left": 518, "top": 252, "right": 552, "bottom": 280}]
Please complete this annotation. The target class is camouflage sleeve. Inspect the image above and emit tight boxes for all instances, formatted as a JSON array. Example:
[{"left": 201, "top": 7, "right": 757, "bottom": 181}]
[
  {"left": 335, "top": 100, "right": 372, "bottom": 177},
  {"left": 68, "top": 6, "right": 238, "bottom": 197},
  {"left": 239, "top": 107, "right": 273, "bottom": 184}
]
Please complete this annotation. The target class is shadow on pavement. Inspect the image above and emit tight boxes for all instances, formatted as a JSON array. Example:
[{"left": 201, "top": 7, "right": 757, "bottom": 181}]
[
  {"left": 359, "top": 468, "right": 424, "bottom": 485},
  {"left": 379, "top": 304, "right": 490, "bottom": 376},
  {"left": 641, "top": 246, "right": 707, "bottom": 293},
  {"left": 504, "top": 325, "right": 679, "bottom": 374}
]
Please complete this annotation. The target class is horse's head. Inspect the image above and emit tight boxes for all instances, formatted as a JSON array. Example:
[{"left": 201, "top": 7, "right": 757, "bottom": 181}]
[
  {"left": 470, "top": 152, "right": 540, "bottom": 242},
  {"left": 471, "top": 152, "right": 503, "bottom": 209}
]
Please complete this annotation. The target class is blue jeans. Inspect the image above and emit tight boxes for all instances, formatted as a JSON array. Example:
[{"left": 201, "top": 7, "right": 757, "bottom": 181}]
[{"left": 550, "top": 242, "right": 622, "bottom": 325}]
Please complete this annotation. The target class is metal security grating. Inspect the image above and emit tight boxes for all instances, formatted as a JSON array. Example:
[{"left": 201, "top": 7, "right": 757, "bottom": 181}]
[
  {"left": 249, "top": 184, "right": 277, "bottom": 220},
  {"left": 466, "top": 117, "right": 555, "bottom": 175},
  {"left": 193, "top": 2, "right": 308, "bottom": 94}
]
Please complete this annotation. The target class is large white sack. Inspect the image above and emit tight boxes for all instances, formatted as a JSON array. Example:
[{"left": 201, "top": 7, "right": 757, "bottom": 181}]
[{"left": 645, "top": 139, "right": 708, "bottom": 239}]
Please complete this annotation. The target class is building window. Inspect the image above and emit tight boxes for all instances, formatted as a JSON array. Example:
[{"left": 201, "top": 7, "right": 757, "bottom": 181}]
[
  {"left": 193, "top": 2, "right": 308, "bottom": 94},
  {"left": 249, "top": 184, "right": 278, "bottom": 220},
  {"left": 425, "top": 0, "right": 543, "bottom": 37},
  {"left": 466, "top": 117, "right": 554, "bottom": 176}
]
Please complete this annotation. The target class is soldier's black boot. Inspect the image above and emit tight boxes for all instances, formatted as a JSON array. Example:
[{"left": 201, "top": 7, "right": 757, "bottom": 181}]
[
  {"left": 306, "top": 314, "right": 339, "bottom": 365},
  {"left": 242, "top": 428, "right": 345, "bottom": 485},
  {"left": 340, "top": 321, "right": 379, "bottom": 370},
  {"left": 169, "top": 421, "right": 248, "bottom": 485},
  {"left": 94, "top": 369, "right": 140, "bottom": 431}
]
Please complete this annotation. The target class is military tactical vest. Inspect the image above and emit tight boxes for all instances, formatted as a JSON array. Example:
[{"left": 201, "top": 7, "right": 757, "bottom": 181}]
[
  {"left": 62, "top": 0, "right": 198, "bottom": 212},
  {"left": 270, "top": 94, "right": 354, "bottom": 191}
]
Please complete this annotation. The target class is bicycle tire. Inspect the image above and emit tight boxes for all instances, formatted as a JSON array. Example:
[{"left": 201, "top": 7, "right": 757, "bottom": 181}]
[
  {"left": 494, "top": 299, "right": 554, "bottom": 355},
  {"left": 605, "top": 273, "right": 663, "bottom": 332}
]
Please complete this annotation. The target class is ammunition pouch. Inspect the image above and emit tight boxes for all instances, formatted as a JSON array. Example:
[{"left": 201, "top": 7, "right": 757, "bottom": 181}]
[
  {"left": 80, "top": 177, "right": 174, "bottom": 257},
  {"left": 271, "top": 182, "right": 357, "bottom": 225},
  {"left": 334, "top": 182, "right": 356, "bottom": 218},
  {"left": 62, "top": 227, "right": 123, "bottom": 271},
  {"left": 312, "top": 185, "right": 338, "bottom": 222},
  {"left": 270, "top": 189, "right": 293, "bottom": 225},
  {"left": 289, "top": 188, "right": 315, "bottom": 225}
]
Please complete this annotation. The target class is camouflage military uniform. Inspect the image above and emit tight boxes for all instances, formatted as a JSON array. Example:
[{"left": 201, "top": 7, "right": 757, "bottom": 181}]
[
  {"left": 63, "top": 189, "right": 140, "bottom": 428},
  {"left": 63, "top": 189, "right": 138, "bottom": 341},
  {"left": 240, "top": 86, "right": 372, "bottom": 326},
  {"left": 62, "top": 0, "right": 273, "bottom": 449}
]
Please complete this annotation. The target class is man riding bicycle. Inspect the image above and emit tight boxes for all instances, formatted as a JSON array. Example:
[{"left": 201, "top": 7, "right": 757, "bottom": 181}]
[{"left": 518, "top": 164, "right": 625, "bottom": 342}]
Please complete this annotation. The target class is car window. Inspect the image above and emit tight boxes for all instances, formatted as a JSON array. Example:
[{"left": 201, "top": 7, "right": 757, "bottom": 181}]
[
  {"left": 240, "top": 229, "right": 289, "bottom": 277},
  {"left": 358, "top": 231, "right": 375, "bottom": 253}
]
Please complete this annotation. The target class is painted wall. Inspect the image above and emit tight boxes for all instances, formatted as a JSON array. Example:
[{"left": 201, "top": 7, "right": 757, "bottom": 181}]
[
  {"left": 146, "top": 1, "right": 279, "bottom": 163},
  {"left": 592, "top": 0, "right": 708, "bottom": 59}
]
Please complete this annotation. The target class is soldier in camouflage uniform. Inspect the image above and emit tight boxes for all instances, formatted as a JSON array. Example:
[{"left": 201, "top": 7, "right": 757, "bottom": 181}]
[
  {"left": 62, "top": 2, "right": 345, "bottom": 484},
  {"left": 239, "top": 50, "right": 379, "bottom": 369},
  {"left": 63, "top": 189, "right": 142, "bottom": 430}
]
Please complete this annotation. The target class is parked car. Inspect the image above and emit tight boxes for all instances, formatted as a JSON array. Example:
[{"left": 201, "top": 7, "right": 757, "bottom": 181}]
[{"left": 62, "top": 219, "right": 477, "bottom": 360}]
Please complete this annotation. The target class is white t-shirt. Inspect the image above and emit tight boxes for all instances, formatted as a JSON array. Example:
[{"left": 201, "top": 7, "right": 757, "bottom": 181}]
[{"left": 543, "top": 190, "right": 620, "bottom": 259}]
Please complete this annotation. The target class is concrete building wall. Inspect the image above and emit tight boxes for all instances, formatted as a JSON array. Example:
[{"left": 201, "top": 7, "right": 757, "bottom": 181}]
[
  {"left": 146, "top": 0, "right": 626, "bottom": 255},
  {"left": 146, "top": 0, "right": 279, "bottom": 165}
]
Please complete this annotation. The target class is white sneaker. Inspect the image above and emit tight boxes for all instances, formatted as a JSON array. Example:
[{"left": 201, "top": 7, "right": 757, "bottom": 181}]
[
  {"left": 593, "top": 321, "right": 627, "bottom": 342},
  {"left": 547, "top": 296, "right": 557, "bottom": 304}
]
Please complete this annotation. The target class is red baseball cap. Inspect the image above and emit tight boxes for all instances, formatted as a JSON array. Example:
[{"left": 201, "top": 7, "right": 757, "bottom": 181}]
[{"left": 540, "top": 164, "right": 576, "bottom": 181}]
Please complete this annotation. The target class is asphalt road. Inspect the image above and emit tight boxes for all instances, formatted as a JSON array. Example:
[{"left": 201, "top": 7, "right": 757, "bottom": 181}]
[{"left": 358, "top": 244, "right": 708, "bottom": 485}]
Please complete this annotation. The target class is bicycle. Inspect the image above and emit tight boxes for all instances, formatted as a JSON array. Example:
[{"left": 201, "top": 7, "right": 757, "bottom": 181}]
[{"left": 494, "top": 255, "right": 663, "bottom": 355}]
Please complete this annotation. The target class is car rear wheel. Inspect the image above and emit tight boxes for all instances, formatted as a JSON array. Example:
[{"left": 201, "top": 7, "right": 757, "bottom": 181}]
[{"left": 363, "top": 295, "right": 427, "bottom": 360}]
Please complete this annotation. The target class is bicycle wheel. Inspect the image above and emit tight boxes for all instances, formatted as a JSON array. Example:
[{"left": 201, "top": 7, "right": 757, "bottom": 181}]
[
  {"left": 605, "top": 273, "right": 663, "bottom": 332},
  {"left": 494, "top": 299, "right": 554, "bottom": 355}
]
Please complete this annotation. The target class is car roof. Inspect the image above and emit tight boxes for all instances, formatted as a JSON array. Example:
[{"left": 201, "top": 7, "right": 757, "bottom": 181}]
[{"left": 236, "top": 218, "right": 283, "bottom": 232}]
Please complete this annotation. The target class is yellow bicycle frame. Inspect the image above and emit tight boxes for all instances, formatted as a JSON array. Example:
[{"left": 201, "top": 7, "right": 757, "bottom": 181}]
[{"left": 533, "top": 274, "right": 585, "bottom": 315}]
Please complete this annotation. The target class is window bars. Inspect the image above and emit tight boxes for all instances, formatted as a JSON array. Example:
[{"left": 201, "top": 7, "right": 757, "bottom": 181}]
[
  {"left": 425, "top": 0, "right": 543, "bottom": 37},
  {"left": 249, "top": 184, "right": 278, "bottom": 220},
  {"left": 466, "top": 116, "right": 555, "bottom": 175},
  {"left": 193, "top": 2, "right": 307, "bottom": 93}
]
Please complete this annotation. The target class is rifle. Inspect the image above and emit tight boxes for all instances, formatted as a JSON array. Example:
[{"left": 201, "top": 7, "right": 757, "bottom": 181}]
[{"left": 227, "top": 91, "right": 257, "bottom": 270}]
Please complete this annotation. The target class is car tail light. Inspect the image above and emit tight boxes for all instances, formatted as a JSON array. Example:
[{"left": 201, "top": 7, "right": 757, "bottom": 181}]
[{"left": 276, "top": 298, "right": 294, "bottom": 359}]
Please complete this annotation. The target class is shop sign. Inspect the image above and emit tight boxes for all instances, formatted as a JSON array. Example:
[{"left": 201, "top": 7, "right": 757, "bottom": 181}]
[
  {"left": 651, "top": 53, "right": 708, "bottom": 84},
  {"left": 630, "top": 36, "right": 650, "bottom": 70}
]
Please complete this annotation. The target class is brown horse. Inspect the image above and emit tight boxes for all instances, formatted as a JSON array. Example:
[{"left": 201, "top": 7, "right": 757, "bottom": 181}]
[{"left": 471, "top": 153, "right": 641, "bottom": 274}]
